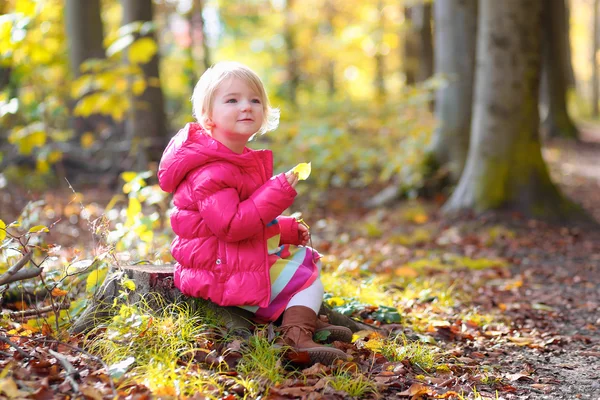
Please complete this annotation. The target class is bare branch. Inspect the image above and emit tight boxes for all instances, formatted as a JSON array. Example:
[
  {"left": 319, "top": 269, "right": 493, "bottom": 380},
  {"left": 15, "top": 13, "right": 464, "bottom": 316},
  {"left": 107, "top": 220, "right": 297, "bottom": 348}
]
[
  {"left": 5, "top": 302, "right": 70, "bottom": 320},
  {"left": 0, "top": 251, "right": 32, "bottom": 279},
  {"left": 0, "top": 266, "right": 42, "bottom": 286},
  {"left": 48, "top": 349, "right": 80, "bottom": 394},
  {"left": 0, "top": 335, "right": 33, "bottom": 359}
]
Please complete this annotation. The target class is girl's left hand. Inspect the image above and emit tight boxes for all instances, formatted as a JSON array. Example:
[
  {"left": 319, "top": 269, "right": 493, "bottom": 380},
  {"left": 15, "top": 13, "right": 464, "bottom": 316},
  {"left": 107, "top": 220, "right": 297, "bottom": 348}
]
[{"left": 298, "top": 223, "right": 310, "bottom": 246}]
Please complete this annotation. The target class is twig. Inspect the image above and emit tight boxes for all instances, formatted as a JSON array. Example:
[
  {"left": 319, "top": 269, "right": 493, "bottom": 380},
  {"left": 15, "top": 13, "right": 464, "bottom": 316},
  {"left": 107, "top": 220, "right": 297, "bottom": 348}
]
[
  {"left": 0, "top": 252, "right": 34, "bottom": 285},
  {"left": 0, "top": 335, "right": 33, "bottom": 359},
  {"left": 5, "top": 302, "right": 71, "bottom": 320},
  {"left": 26, "top": 337, "right": 117, "bottom": 398},
  {"left": 48, "top": 349, "right": 80, "bottom": 394},
  {"left": 0, "top": 267, "right": 43, "bottom": 286}
]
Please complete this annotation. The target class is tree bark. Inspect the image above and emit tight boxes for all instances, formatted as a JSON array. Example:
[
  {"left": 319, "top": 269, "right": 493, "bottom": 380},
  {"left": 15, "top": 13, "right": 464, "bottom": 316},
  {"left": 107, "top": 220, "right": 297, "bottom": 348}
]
[
  {"left": 71, "top": 265, "right": 374, "bottom": 335},
  {"left": 593, "top": 0, "right": 599, "bottom": 118},
  {"left": 65, "top": 0, "right": 105, "bottom": 78},
  {"left": 426, "top": 0, "right": 477, "bottom": 184},
  {"left": 443, "top": 0, "right": 584, "bottom": 223},
  {"left": 284, "top": 0, "right": 299, "bottom": 107},
  {"left": 540, "top": 0, "right": 579, "bottom": 140},
  {"left": 374, "top": 0, "right": 386, "bottom": 99},
  {"left": 122, "top": 0, "right": 168, "bottom": 165},
  {"left": 193, "top": 0, "right": 211, "bottom": 72},
  {"left": 563, "top": 0, "right": 576, "bottom": 88},
  {"left": 403, "top": 3, "right": 433, "bottom": 85}
]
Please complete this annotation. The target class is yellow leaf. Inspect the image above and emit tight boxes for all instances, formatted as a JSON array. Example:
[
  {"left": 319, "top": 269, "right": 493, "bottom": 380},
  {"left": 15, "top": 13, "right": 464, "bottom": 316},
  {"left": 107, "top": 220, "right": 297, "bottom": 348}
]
[
  {"left": 48, "top": 150, "right": 63, "bottom": 163},
  {"left": 412, "top": 213, "right": 428, "bottom": 224},
  {"left": 131, "top": 78, "right": 146, "bottom": 96},
  {"left": 81, "top": 132, "right": 95, "bottom": 149},
  {"left": 292, "top": 162, "right": 312, "bottom": 180},
  {"left": 394, "top": 266, "right": 419, "bottom": 278},
  {"left": 51, "top": 287, "right": 68, "bottom": 297},
  {"left": 128, "top": 37, "right": 158, "bottom": 64},
  {"left": 508, "top": 336, "right": 533, "bottom": 346},
  {"left": 28, "top": 225, "right": 49, "bottom": 233},
  {"left": 326, "top": 296, "right": 345, "bottom": 307},
  {"left": 363, "top": 338, "right": 383, "bottom": 352},
  {"left": 126, "top": 197, "right": 142, "bottom": 226},
  {"left": 36, "top": 159, "right": 50, "bottom": 174},
  {"left": 121, "top": 171, "right": 137, "bottom": 183},
  {"left": 122, "top": 279, "right": 136, "bottom": 291},
  {"left": 0, "top": 220, "right": 6, "bottom": 241},
  {"left": 86, "top": 268, "right": 108, "bottom": 293}
]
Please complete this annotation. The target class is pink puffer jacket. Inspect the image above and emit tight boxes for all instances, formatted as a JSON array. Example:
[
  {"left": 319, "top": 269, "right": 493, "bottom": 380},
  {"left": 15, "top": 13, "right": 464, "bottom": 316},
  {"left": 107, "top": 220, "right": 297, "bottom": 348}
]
[{"left": 157, "top": 123, "right": 300, "bottom": 307}]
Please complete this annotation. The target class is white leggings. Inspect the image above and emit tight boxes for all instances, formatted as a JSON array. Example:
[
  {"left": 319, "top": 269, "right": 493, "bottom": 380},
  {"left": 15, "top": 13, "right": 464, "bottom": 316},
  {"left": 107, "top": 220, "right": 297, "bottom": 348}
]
[{"left": 285, "top": 260, "right": 324, "bottom": 314}]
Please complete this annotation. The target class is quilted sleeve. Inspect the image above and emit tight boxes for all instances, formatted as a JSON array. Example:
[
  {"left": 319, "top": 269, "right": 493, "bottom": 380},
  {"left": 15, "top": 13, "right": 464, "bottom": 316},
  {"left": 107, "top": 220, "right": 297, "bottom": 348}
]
[
  {"left": 277, "top": 216, "right": 301, "bottom": 245},
  {"left": 192, "top": 170, "right": 297, "bottom": 242}
]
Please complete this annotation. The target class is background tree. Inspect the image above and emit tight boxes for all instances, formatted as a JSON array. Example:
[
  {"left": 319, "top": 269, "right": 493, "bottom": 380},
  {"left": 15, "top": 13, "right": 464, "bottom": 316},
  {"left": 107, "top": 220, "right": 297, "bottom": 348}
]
[
  {"left": 65, "top": 0, "right": 106, "bottom": 137},
  {"left": 540, "top": 0, "right": 579, "bottom": 139},
  {"left": 426, "top": 0, "right": 477, "bottom": 184},
  {"left": 593, "top": 0, "right": 599, "bottom": 118},
  {"left": 122, "top": 0, "right": 167, "bottom": 165},
  {"left": 284, "top": 0, "right": 299, "bottom": 108},
  {"left": 403, "top": 1, "right": 433, "bottom": 85},
  {"left": 443, "top": 0, "right": 581, "bottom": 221}
]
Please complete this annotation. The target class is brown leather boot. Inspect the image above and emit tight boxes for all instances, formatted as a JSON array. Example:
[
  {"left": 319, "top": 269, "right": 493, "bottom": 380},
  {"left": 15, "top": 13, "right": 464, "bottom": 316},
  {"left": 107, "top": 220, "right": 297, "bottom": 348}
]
[
  {"left": 279, "top": 306, "right": 349, "bottom": 365},
  {"left": 314, "top": 317, "right": 353, "bottom": 343}
]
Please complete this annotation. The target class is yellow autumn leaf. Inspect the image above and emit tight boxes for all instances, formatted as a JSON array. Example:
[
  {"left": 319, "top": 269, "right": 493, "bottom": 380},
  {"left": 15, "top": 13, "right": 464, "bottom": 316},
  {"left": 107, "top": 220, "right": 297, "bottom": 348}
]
[
  {"left": 28, "top": 225, "right": 49, "bottom": 233},
  {"left": 86, "top": 268, "right": 108, "bottom": 293},
  {"left": 326, "top": 296, "right": 345, "bottom": 307},
  {"left": 394, "top": 266, "right": 419, "bottom": 278},
  {"left": 292, "top": 162, "right": 312, "bottom": 180},
  {"left": 122, "top": 279, "right": 136, "bottom": 291},
  {"left": 81, "top": 132, "right": 95, "bottom": 149},
  {"left": 0, "top": 220, "right": 6, "bottom": 241},
  {"left": 128, "top": 37, "right": 158, "bottom": 64},
  {"left": 51, "top": 287, "right": 68, "bottom": 297},
  {"left": 36, "top": 159, "right": 50, "bottom": 174},
  {"left": 363, "top": 338, "right": 384, "bottom": 352},
  {"left": 412, "top": 213, "right": 428, "bottom": 224},
  {"left": 126, "top": 197, "right": 142, "bottom": 226},
  {"left": 48, "top": 150, "right": 63, "bottom": 163}
]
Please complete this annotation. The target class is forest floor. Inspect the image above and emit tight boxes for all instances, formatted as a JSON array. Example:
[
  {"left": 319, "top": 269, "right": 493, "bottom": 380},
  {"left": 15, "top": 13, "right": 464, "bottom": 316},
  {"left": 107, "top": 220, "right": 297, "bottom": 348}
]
[{"left": 0, "top": 125, "right": 599, "bottom": 399}]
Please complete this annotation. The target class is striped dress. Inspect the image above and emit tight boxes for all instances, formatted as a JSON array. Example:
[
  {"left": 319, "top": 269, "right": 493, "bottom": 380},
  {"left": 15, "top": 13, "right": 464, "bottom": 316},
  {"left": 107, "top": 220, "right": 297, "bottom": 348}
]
[{"left": 240, "top": 219, "right": 320, "bottom": 322}]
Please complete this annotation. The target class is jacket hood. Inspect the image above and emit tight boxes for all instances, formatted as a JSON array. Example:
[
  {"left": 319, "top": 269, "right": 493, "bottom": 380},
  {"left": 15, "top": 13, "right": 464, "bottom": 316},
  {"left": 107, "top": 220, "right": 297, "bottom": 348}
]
[{"left": 158, "top": 123, "right": 271, "bottom": 193}]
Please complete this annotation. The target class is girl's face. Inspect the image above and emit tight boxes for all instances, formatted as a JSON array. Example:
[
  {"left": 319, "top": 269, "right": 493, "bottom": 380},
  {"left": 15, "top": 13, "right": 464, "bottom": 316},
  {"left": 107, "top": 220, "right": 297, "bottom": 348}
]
[{"left": 207, "top": 76, "right": 265, "bottom": 152}]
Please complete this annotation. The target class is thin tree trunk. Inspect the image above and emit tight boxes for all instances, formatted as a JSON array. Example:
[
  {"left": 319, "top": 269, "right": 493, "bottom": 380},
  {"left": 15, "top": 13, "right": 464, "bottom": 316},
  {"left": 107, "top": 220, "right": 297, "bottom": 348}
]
[
  {"left": 403, "top": 3, "right": 433, "bottom": 85},
  {"left": 65, "top": 0, "right": 105, "bottom": 78},
  {"left": 194, "top": 0, "right": 211, "bottom": 71},
  {"left": 443, "top": 0, "right": 583, "bottom": 222},
  {"left": 593, "top": 0, "right": 599, "bottom": 118},
  {"left": 374, "top": 0, "right": 386, "bottom": 99},
  {"left": 324, "top": 0, "right": 336, "bottom": 98},
  {"left": 426, "top": 0, "right": 477, "bottom": 184},
  {"left": 284, "top": 0, "right": 299, "bottom": 107},
  {"left": 541, "top": 0, "right": 579, "bottom": 139},
  {"left": 122, "top": 0, "right": 168, "bottom": 165},
  {"left": 563, "top": 0, "right": 576, "bottom": 88}
]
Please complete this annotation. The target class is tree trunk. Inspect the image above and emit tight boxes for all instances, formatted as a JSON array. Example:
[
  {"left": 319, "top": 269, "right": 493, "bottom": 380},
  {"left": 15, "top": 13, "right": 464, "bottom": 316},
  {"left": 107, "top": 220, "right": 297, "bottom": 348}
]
[
  {"left": 65, "top": 0, "right": 105, "bottom": 78},
  {"left": 194, "top": 0, "right": 211, "bottom": 71},
  {"left": 71, "top": 265, "right": 374, "bottom": 335},
  {"left": 541, "top": 0, "right": 579, "bottom": 139},
  {"left": 593, "top": 0, "right": 599, "bottom": 118},
  {"left": 122, "top": 0, "right": 168, "bottom": 165},
  {"left": 403, "top": 3, "right": 433, "bottom": 85},
  {"left": 443, "top": 0, "right": 583, "bottom": 222},
  {"left": 426, "top": 0, "right": 477, "bottom": 184},
  {"left": 374, "top": 0, "right": 386, "bottom": 99},
  {"left": 563, "top": 0, "right": 576, "bottom": 88},
  {"left": 284, "top": 0, "right": 299, "bottom": 107},
  {"left": 65, "top": 0, "right": 107, "bottom": 138},
  {"left": 324, "top": 0, "right": 336, "bottom": 98}
]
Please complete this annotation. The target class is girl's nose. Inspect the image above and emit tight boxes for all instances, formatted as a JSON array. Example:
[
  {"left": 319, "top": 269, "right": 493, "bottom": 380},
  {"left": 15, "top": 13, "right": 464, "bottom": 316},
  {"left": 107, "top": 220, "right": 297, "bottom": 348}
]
[{"left": 240, "top": 101, "right": 251, "bottom": 111}]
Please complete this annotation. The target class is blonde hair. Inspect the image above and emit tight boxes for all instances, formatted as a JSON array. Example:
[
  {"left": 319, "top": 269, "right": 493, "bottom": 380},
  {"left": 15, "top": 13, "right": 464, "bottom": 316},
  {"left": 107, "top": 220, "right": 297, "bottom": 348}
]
[{"left": 191, "top": 61, "right": 280, "bottom": 135}]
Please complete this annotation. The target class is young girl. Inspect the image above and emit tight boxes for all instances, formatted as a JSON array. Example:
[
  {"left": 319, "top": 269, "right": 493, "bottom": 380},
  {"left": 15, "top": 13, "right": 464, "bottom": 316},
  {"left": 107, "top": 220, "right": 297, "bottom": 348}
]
[{"left": 157, "top": 61, "right": 351, "bottom": 365}]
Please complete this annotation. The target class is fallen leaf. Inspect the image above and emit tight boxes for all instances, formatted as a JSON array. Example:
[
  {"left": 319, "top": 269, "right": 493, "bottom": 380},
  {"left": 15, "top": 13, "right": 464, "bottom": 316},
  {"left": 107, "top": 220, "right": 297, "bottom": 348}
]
[{"left": 292, "top": 162, "right": 311, "bottom": 180}]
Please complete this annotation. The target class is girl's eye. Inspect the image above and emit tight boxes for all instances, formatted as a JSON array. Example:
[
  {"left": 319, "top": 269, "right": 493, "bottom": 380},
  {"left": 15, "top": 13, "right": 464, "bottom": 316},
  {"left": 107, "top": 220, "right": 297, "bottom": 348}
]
[
  {"left": 251, "top": 99, "right": 261, "bottom": 104},
  {"left": 226, "top": 99, "right": 237, "bottom": 103}
]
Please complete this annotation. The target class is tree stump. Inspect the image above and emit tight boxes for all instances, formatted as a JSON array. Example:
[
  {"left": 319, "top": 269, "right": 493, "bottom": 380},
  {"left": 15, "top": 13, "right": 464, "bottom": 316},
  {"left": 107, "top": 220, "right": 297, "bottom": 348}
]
[{"left": 70, "top": 264, "right": 375, "bottom": 335}]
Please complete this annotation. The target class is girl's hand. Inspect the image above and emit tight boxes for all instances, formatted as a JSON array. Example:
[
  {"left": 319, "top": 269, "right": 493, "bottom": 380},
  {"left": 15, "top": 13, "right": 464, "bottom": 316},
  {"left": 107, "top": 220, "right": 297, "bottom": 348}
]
[
  {"left": 285, "top": 170, "right": 299, "bottom": 188},
  {"left": 298, "top": 223, "right": 310, "bottom": 246}
]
